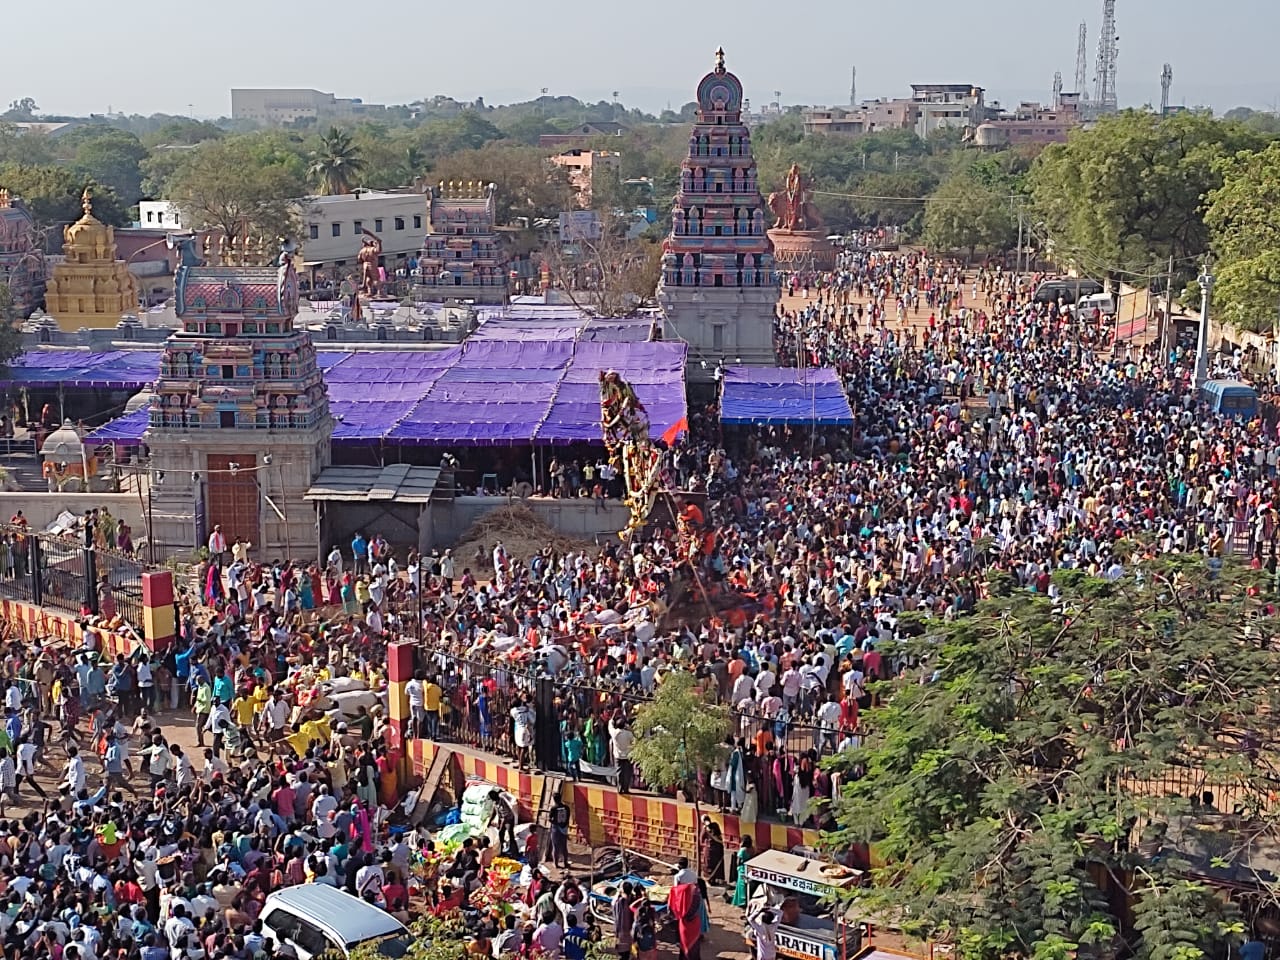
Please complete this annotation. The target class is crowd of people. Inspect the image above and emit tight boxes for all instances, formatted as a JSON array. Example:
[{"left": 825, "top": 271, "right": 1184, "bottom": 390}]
[{"left": 0, "top": 242, "right": 1272, "bottom": 960}]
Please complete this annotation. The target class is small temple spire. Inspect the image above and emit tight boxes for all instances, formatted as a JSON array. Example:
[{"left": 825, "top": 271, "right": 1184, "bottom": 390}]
[
  {"left": 715, "top": 46, "right": 726, "bottom": 74},
  {"left": 81, "top": 187, "right": 93, "bottom": 218},
  {"left": 0, "top": 189, "right": 9, "bottom": 209}
]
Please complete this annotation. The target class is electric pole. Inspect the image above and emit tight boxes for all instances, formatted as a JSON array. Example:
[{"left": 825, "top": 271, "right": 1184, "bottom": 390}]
[
  {"left": 1194, "top": 261, "right": 1215, "bottom": 389},
  {"left": 1161, "top": 253, "right": 1174, "bottom": 358}
]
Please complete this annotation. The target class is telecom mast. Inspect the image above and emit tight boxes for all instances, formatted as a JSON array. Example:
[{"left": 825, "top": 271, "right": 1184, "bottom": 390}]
[
  {"left": 1053, "top": 72, "right": 1063, "bottom": 108},
  {"left": 850, "top": 66, "right": 857, "bottom": 106},
  {"left": 1093, "top": 0, "right": 1119, "bottom": 113},
  {"left": 1160, "top": 63, "right": 1173, "bottom": 115},
  {"left": 1074, "top": 22, "right": 1090, "bottom": 102}
]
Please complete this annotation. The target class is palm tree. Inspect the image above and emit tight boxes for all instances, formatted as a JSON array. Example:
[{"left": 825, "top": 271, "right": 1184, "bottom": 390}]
[{"left": 308, "top": 127, "right": 365, "bottom": 195}]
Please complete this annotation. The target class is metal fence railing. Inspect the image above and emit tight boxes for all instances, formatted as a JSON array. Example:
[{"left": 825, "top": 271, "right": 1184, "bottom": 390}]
[
  {"left": 408, "top": 649, "right": 836, "bottom": 814},
  {"left": 0, "top": 523, "right": 150, "bottom": 627}
]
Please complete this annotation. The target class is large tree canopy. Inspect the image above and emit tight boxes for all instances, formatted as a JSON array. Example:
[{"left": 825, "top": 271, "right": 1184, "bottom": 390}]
[
  {"left": 827, "top": 555, "right": 1277, "bottom": 960},
  {"left": 0, "top": 163, "right": 126, "bottom": 227},
  {"left": 164, "top": 135, "right": 307, "bottom": 242},
  {"left": 1204, "top": 142, "right": 1280, "bottom": 333},
  {"left": 922, "top": 170, "right": 1018, "bottom": 256},
  {"left": 1027, "top": 111, "right": 1267, "bottom": 284}
]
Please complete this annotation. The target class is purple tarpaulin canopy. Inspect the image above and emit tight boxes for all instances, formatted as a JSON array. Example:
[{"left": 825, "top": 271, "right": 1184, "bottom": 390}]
[
  {"left": 69, "top": 329, "right": 687, "bottom": 447},
  {"left": 720, "top": 366, "right": 853, "bottom": 426},
  {"left": 1, "top": 349, "right": 162, "bottom": 389}
]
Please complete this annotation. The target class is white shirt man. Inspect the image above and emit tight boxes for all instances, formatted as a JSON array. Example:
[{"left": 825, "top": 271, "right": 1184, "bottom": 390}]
[
  {"left": 201, "top": 751, "right": 229, "bottom": 784},
  {"left": 206, "top": 701, "right": 231, "bottom": 738},
  {"left": 263, "top": 694, "right": 289, "bottom": 735},
  {"left": 64, "top": 752, "right": 86, "bottom": 794},
  {"left": 147, "top": 742, "right": 172, "bottom": 781},
  {"left": 172, "top": 748, "right": 194, "bottom": 789},
  {"left": 207, "top": 528, "right": 227, "bottom": 557},
  {"left": 511, "top": 703, "right": 535, "bottom": 749},
  {"left": 16, "top": 740, "right": 36, "bottom": 777},
  {"left": 608, "top": 718, "right": 634, "bottom": 761},
  {"left": 754, "top": 667, "right": 777, "bottom": 698},
  {"left": 780, "top": 666, "right": 803, "bottom": 703},
  {"left": 355, "top": 860, "right": 385, "bottom": 900},
  {"left": 164, "top": 906, "right": 196, "bottom": 958}
]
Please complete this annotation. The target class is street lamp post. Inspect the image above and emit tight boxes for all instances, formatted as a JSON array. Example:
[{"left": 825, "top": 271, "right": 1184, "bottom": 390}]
[{"left": 1194, "top": 263, "right": 1215, "bottom": 390}]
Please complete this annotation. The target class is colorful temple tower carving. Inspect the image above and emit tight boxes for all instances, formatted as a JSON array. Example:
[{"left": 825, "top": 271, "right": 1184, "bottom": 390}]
[
  {"left": 44, "top": 189, "right": 139, "bottom": 330},
  {"left": 145, "top": 236, "right": 333, "bottom": 557},
  {"left": 0, "top": 189, "right": 46, "bottom": 318},
  {"left": 658, "top": 47, "right": 778, "bottom": 376},
  {"left": 415, "top": 181, "right": 508, "bottom": 304}
]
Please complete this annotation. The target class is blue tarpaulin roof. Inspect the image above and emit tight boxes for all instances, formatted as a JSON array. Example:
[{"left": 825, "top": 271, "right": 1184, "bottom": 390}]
[{"left": 720, "top": 366, "right": 853, "bottom": 426}]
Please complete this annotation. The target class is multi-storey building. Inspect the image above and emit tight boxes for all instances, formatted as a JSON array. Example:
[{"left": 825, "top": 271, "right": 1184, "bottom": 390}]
[{"left": 230, "top": 88, "right": 386, "bottom": 125}]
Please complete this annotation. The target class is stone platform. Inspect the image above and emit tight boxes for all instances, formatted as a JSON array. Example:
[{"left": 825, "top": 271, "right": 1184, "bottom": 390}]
[{"left": 767, "top": 228, "right": 836, "bottom": 271}]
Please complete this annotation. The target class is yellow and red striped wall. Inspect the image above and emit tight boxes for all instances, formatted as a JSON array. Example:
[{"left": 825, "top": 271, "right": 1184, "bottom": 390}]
[{"left": 406, "top": 739, "right": 820, "bottom": 862}]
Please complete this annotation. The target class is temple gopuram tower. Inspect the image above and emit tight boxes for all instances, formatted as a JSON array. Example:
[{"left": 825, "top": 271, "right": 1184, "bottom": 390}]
[
  {"left": 658, "top": 47, "right": 777, "bottom": 378},
  {"left": 415, "top": 181, "right": 509, "bottom": 304},
  {"left": 145, "top": 236, "right": 332, "bottom": 557}
]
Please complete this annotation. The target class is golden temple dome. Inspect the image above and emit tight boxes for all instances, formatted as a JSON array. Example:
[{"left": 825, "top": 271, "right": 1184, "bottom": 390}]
[
  {"left": 45, "top": 185, "right": 138, "bottom": 329},
  {"left": 63, "top": 187, "right": 115, "bottom": 259}
]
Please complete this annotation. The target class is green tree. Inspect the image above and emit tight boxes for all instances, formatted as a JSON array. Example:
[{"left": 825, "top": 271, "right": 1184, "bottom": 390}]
[
  {"left": 2, "top": 99, "right": 38, "bottom": 121},
  {"left": 141, "top": 118, "right": 225, "bottom": 147},
  {"left": 69, "top": 129, "right": 148, "bottom": 207},
  {"left": 308, "top": 126, "right": 365, "bottom": 195},
  {"left": 1204, "top": 142, "right": 1280, "bottom": 333},
  {"left": 0, "top": 123, "right": 53, "bottom": 166},
  {"left": 401, "top": 146, "right": 427, "bottom": 184},
  {"left": 0, "top": 283, "right": 26, "bottom": 371},
  {"left": 413, "top": 112, "right": 504, "bottom": 160},
  {"left": 921, "top": 171, "right": 1018, "bottom": 257},
  {"left": 630, "top": 670, "right": 729, "bottom": 870},
  {"left": 1028, "top": 111, "right": 1266, "bottom": 284},
  {"left": 166, "top": 137, "right": 306, "bottom": 242},
  {"left": 0, "top": 163, "right": 126, "bottom": 226},
  {"left": 826, "top": 555, "right": 1272, "bottom": 960},
  {"left": 430, "top": 143, "right": 573, "bottom": 223}
]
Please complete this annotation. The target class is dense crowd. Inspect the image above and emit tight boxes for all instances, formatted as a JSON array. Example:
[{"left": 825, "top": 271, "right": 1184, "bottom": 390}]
[{"left": 0, "top": 244, "right": 1272, "bottom": 960}]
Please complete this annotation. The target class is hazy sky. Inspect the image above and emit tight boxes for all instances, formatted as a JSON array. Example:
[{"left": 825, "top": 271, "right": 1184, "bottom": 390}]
[{"left": 6, "top": 0, "right": 1278, "bottom": 118}]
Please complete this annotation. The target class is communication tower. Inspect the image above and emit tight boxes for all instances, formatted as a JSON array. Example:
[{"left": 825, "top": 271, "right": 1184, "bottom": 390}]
[
  {"left": 1074, "top": 22, "right": 1089, "bottom": 101},
  {"left": 1093, "top": 0, "right": 1119, "bottom": 113},
  {"left": 1160, "top": 63, "right": 1173, "bottom": 115}
]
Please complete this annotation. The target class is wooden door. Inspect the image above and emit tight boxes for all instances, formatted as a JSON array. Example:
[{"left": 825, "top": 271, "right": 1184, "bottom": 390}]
[{"left": 205, "top": 454, "right": 260, "bottom": 550}]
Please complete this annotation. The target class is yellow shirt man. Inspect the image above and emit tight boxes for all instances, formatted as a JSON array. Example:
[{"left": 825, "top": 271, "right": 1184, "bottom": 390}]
[
  {"left": 423, "top": 680, "right": 442, "bottom": 713},
  {"left": 232, "top": 696, "right": 257, "bottom": 728}
]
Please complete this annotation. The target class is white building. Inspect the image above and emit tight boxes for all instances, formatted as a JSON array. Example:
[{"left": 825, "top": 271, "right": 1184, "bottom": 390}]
[
  {"left": 230, "top": 88, "right": 386, "bottom": 125},
  {"left": 909, "top": 84, "right": 985, "bottom": 139},
  {"left": 142, "top": 190, "right": 427, "bottom": 275},
  {"left": 298, "top": 190, "right": 426, "bottom": 273},
  {"left": 138, "top": 201, "right": 185, "bottom": 231}
]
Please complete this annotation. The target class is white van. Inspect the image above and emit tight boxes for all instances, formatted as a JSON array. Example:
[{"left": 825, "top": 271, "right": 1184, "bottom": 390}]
[
  {"left": 1074, "top": 292, "right": 1117, "bottom": 320},
  {"left": 260, "top": 885, "right": 411, "bottom": 959}
]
